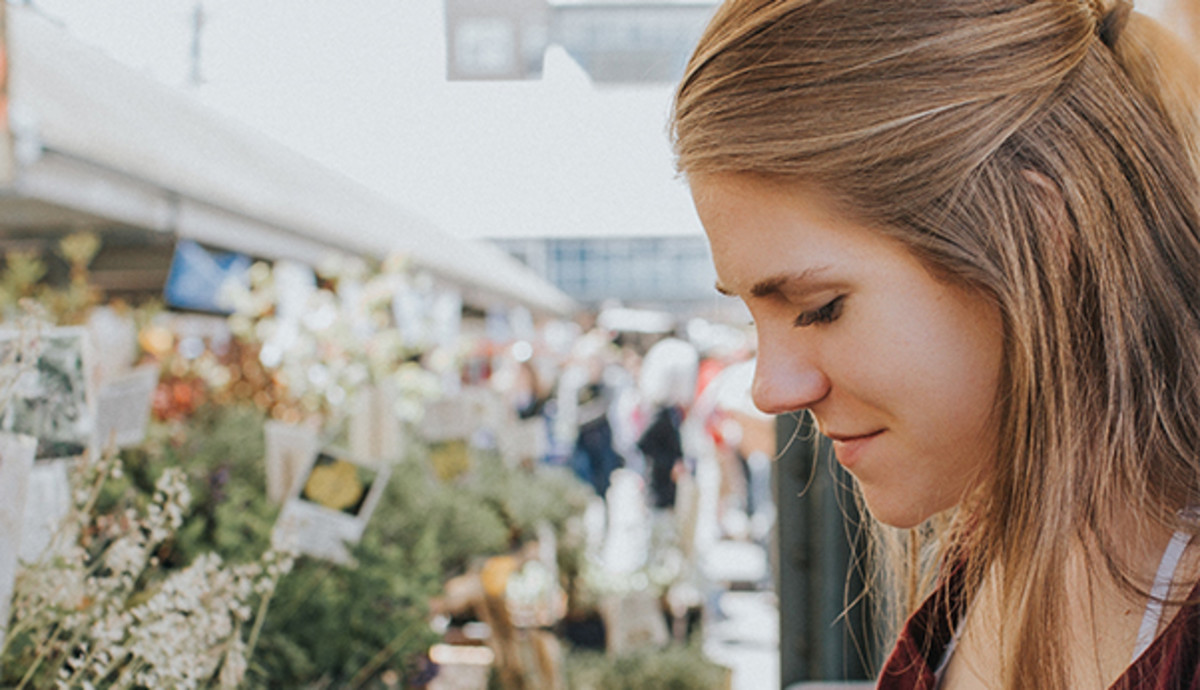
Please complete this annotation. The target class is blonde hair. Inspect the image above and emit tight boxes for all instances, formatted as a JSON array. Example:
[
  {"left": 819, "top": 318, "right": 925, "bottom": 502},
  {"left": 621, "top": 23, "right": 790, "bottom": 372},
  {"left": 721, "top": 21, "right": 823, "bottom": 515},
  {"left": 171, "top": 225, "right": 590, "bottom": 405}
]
[{"left": 672, "top": 1, "right": 1200, "bottom": 687}]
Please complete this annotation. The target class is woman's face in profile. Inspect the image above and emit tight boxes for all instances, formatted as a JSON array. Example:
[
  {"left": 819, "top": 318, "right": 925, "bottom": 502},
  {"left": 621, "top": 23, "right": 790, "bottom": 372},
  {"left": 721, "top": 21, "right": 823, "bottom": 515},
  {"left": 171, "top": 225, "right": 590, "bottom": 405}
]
[{"left": 690, "top": 173, "right": 1005, "bottom": 528}]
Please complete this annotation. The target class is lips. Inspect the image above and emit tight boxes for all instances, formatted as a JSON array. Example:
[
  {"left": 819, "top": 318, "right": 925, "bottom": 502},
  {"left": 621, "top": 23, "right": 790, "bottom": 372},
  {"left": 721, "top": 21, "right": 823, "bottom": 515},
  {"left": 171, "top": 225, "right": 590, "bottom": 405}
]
[{"left": 824, "top": 429, "right": 884, "bottom": 469}]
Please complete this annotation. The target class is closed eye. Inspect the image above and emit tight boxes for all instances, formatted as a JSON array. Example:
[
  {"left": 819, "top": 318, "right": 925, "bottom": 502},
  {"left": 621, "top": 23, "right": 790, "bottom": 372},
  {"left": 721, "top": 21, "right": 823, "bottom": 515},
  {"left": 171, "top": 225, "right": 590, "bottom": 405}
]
[{"left": 793, "top": 296, "right": 845, "bottom": 327}]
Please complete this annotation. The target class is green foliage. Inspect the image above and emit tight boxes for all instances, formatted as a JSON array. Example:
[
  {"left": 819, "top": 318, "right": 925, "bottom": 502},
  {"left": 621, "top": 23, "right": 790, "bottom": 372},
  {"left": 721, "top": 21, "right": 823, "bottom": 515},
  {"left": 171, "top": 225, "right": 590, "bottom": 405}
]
[
  {"left": 0, "top": 233, "right": 104, "bottom": 324},
  {"left": 565, "top": 645, "right": 730, "bottom": 690},
  {"left": 244, "top": 453, "right": 502, "bottom": 688},
  {"left": 246, "top": 550, "right": 440, "bottom": 688},
  {"left": 118, "top": 403, "right": 593, "bottom": 688},
  {"left": 123, "top": 403, "right": 276, "bottom": 566},
  {"left": 3, "top": 244, "right": 621, "bottom": 688},
  {"left": 463, "top": 453, "right": 593, "bottom": 545},
  {"left": 0, "top": 250, "right": 48, "bottom": 308},
  {"left": 1, "top": 457, "right": 276, "bottom": 690},
  {"left": 376, "top": 453, "right": 511, "bottom": 577}
]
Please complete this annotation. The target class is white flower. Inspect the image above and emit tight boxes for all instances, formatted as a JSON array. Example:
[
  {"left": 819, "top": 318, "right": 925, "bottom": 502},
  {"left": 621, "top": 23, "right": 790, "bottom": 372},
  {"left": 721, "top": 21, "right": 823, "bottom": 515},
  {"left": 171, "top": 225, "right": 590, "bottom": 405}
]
[
  {"left": 218, "top": 635, "right": 247, "bottom": 689},
  {"left": 102, "top": 536, "right": 146, "bottom": 579}
]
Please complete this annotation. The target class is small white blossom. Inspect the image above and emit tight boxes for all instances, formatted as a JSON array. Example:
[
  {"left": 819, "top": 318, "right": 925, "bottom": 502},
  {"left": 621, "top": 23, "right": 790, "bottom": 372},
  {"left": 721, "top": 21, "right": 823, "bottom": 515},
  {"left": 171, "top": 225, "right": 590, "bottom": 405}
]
[
  {"left": 7, "top": 452, "right": 290, "bottom": 690},
  {"left": 218, "top": 635, "right": 248, "bottom": 689}
]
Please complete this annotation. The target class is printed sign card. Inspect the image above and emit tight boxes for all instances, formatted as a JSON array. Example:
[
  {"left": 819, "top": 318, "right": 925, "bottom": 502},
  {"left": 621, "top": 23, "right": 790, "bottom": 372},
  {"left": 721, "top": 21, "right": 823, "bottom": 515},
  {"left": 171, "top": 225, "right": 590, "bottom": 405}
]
[
  {"left": 163, "top": 239, "right": 250, "bottom": 314},
  {"left": 272, "top": 447, "right": 390, "bottom": 564},
  {"left": 347, "top": 384, "right": 404, "bottom": 467},
  {"left": 0, "top": 327, "right": 94, "bottom": 460},
  {"left": 422, "top": 396, "right": 477, "bottom": 482},
  {"left": 421, "top": 396, "right": 476, "bottom": 482},
  {"left": 86, "top": 306, "right": 138, "bottom": 388},
  {"left": 93, "top": 363, "right": 159, "bottom": 451},
  {"left": 263, "top": 420, "right": 320, "bottom": 505},
  {"left": 19, "top": 457, "right": 73, "bottom": 564},
  {"left": 0, "top": 433, "right": 38, "bottom": 649}
]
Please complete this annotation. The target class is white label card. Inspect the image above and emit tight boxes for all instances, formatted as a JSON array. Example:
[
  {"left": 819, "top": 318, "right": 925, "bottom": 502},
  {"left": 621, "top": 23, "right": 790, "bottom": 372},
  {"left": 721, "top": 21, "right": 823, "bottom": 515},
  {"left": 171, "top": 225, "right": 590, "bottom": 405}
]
[{"left": 0, "top": 433, "right": 38, "bottom": 648}]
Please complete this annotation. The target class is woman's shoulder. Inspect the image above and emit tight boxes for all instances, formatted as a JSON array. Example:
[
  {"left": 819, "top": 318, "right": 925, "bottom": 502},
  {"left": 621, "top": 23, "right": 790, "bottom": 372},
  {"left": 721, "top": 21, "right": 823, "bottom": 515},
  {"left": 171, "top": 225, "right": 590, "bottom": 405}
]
[
  {"left": 877, "top": 569, "right": 966, "bottom": 689},
  {"left": 1111, "top": 578, "right": 1200, "bottom": 689}
]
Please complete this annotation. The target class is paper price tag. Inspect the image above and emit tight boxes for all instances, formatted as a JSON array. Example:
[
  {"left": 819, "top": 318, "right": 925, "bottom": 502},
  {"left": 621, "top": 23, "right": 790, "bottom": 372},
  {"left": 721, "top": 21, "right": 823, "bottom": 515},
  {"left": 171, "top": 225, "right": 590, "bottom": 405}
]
[
  {"left": 93, "top": 363, "right": 159, "bottom": 450},
  {"left": 263, "top": 420, "right": 320, "bottom": 505},
  {"left": 0, "top": 327, "right": 94, "bottom": 460},
  {"left": 271, "top": 447, "right": 391, "bottom": 565},
  {"left": 0, "top": 433, "right": 38, "bottom": 648}
]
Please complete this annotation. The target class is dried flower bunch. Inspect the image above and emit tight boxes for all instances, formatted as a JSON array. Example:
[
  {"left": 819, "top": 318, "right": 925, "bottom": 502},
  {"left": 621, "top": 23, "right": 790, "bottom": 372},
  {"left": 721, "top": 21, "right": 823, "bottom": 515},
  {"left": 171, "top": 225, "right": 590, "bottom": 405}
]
[
  {"left": 0, "top": 233, "right": 102, "bottom": 326},
  {"left": 0, "top": 304, "right": 47, "bottom": 421},
  {"left": 224, "top": 253, "right": 442, "bottom": 424},
  {"left": 2, "top": 449, "right": 293, "bottom": 689}
]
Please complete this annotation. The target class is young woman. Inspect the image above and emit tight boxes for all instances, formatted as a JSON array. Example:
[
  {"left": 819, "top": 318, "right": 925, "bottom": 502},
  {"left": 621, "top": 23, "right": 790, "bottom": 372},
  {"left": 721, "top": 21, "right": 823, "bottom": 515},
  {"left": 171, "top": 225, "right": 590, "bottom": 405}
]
[{"left": 671, "top": 1, "right": 1200, "bottom": 687}]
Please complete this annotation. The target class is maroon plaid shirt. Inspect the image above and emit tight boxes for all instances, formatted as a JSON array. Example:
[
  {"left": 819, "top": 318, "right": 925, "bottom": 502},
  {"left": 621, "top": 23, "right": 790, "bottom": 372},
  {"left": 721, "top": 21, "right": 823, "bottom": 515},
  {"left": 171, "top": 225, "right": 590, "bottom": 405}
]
[{"left": 877, "top": 572, "right": 1200, "bottom": 689}]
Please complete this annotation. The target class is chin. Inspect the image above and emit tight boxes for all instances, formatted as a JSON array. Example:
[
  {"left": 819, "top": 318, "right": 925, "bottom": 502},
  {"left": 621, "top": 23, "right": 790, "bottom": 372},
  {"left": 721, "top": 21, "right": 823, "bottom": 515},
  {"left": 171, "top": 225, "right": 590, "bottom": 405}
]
[
  {"left": 871, "top": 511, "right": 931, "bottom": 530},
  {"left": 861, "top": 493, "right": 941, "bottom": 529}
]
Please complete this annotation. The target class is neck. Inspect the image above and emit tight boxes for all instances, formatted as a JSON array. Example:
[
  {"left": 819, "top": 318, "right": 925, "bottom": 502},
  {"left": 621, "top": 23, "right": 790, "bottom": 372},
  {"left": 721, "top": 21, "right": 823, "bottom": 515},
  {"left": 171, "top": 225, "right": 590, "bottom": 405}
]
[{"left": 943, "top": 517, "right": 1196, "bottom": 689}]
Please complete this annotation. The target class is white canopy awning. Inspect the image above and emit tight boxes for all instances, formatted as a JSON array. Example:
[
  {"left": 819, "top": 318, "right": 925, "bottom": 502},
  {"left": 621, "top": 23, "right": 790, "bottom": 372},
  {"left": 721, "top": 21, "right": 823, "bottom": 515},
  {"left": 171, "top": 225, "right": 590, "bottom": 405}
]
[{"left": 0, "top": 5, "right": 576, "bottom": 317}]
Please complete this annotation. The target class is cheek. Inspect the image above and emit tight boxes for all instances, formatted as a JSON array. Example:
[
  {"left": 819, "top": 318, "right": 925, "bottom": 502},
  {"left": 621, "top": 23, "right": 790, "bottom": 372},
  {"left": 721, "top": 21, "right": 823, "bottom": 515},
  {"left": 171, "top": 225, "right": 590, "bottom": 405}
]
[
  {"left": 835, "top": 288, "right": 1003, "bottom": 431},
  {"left": 902, "top": 302, "right": 1004, "bottom": 453},
  {"left": 827, "top": 300, "right": 942, "bottom": 398}
]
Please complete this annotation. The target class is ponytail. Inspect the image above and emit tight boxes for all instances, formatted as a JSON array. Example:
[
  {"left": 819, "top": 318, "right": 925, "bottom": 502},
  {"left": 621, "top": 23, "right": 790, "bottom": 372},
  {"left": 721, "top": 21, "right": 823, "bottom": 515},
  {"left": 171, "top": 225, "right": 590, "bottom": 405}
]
[{"left": 1109, "top": 8, "right": 1200, "bottom": 174}]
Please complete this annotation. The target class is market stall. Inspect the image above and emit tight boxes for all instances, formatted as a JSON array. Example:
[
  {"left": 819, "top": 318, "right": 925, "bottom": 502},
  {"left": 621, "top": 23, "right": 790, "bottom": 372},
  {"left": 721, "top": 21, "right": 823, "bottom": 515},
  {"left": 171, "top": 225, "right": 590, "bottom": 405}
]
[
  {"left": 0, "top": 4, "right": 747, "bottom": 688},
  {"left": 0, "top": 3, "right": 575, "bottom": 317}
]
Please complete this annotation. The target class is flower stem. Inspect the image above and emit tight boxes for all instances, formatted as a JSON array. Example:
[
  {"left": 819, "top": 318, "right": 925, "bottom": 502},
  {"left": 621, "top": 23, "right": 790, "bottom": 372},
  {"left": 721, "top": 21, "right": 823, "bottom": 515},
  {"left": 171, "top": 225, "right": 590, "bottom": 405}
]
[
  {"left": 14, "top": 621, "right": 62, "bottom": 690},
  {"left": 346, "top": 621, "right": 421, "bottom": 690},
  {"left": 243, "top": 586, "right": 274, "bottom": 665}
]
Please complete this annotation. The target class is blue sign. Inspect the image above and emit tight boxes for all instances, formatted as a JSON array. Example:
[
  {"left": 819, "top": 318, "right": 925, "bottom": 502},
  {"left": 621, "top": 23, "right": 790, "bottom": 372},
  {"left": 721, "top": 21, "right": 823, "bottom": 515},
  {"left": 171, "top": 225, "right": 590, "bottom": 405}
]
[{"left": 163, "top": 240, "right": 251, "bottom": 314}]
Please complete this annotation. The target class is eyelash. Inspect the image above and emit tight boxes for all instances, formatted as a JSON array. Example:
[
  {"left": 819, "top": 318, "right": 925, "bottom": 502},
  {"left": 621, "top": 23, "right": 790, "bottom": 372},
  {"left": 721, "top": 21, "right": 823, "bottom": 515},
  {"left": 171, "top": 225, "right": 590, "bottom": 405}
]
[{"left": 793, "top": 296, "right": 845, "bottom": 328}]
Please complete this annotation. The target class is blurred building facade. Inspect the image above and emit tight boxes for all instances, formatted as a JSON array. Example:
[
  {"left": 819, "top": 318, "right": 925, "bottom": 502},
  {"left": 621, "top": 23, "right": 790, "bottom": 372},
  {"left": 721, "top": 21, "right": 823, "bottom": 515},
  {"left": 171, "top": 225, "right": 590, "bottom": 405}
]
[
  {"left": 493, "top": 235, "right": 717, "bottom": 311},
  {"left": 445, "top": 0, "right": 718, "bottom": 83},
  {"left": 0, "top": 4, "right": 576, "bottom": 318},
  {"left": 448, "top": 0, "right": 724, "bottom": 314}
]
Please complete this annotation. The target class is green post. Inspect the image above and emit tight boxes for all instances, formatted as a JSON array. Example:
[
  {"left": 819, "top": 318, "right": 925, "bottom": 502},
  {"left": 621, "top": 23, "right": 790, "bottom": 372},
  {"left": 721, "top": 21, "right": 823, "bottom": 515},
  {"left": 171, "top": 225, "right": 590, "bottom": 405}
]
[{"left": 775, "top": 412, "right": 875, "bottom": 687}]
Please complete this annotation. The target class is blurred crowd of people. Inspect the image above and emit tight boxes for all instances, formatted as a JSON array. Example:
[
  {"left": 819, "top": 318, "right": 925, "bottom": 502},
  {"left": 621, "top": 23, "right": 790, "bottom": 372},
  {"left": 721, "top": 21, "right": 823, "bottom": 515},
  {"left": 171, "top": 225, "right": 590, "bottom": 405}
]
[{"left": 484, "top": 315, "right": 776, "bottom": 550}]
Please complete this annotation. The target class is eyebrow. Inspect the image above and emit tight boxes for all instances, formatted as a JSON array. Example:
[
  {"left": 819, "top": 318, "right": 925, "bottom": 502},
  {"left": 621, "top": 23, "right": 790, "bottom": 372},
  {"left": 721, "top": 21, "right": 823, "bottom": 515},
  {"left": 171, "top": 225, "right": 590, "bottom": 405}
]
[{"left": 715, "top": 265, "right": 835, "bottom": 299}]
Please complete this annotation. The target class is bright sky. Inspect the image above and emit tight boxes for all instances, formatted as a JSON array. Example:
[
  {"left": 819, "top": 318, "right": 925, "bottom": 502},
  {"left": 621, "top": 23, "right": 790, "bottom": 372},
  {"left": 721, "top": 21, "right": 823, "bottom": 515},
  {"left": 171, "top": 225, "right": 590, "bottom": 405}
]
[{"left": 32, "top": 0, "right": 704, "bottom": 240}]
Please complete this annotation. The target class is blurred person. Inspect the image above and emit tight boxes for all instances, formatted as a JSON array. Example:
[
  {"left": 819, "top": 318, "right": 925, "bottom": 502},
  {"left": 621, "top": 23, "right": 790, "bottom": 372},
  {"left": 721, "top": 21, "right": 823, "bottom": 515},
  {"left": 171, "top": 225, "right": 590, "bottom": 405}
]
[
  {"left": 512, "top": 358, "right": 550, "bottom": 422},
  {"left": 672, "top": 0, "right": 1200, "bottom": 687},
  {"left": 636, "top": 337, "right": 699, "bottom": 511},
  {"left": 557, "top": 331, "right": 625, "bottom": 497},
  {"left": 685, "top": 355, "right": 775, "bottom": 544},
  {"left": 608, "top": 345, "right": 646, "bottom": 477},
  {"left": 494, "top": 352, "right": 554, "bottom": 468}
]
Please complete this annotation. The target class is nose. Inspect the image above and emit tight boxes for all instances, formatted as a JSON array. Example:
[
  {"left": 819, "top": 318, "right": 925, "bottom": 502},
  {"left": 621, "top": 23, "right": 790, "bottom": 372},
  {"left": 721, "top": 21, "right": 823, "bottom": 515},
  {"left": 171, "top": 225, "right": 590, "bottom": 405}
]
[{"left": 751, "top": 337, "right": 830, "bottom": 416}]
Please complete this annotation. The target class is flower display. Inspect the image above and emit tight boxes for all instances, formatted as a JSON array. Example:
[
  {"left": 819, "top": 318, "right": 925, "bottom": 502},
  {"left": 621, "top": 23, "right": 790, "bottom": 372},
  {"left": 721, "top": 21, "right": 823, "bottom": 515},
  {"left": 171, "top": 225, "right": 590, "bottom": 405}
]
[
  {"left": 2, "top": 452, "right": 291, "bottom": 690},
  {"left": 223, "top": 254, "right": 443, "bottom": 426},
  {"left": 0, "top": 233, "right": 730, "bottom": 689}
]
